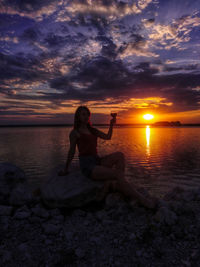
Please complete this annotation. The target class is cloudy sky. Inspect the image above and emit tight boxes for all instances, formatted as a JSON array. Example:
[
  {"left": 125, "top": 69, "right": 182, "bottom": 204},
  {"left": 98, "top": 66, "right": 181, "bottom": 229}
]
[{"left": 0, "top": 0, "right": 200, "bottom": 125}]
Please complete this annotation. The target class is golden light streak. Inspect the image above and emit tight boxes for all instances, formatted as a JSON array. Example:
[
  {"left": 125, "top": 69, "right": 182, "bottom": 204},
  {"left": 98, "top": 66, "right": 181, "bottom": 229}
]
[{"left": 146, "top": 125, "right": 150, "bottom": 156}]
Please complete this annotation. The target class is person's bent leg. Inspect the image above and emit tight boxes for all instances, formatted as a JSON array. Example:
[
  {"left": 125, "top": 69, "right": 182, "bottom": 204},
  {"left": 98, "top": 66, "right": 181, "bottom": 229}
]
[
  {"left": 114, "top": 174, "right": 156, "bottom": 209},
  {"left": 91, "top": 165, "right": 156, "bottom": 209},
  {"left": 91, "top": 165, "right": 120, "bottom": 200},
  {"left": 100, "top": 151, "right": 126, "bottom": 177},
  {"left": 114, "top": 151, "right": 126, "bottom": 177},
  {"left": 91, "top": 165, "right": 119, "bottom": 181},
  {"left": 100, "top": 152, "right": 121, "bottom": 169}
]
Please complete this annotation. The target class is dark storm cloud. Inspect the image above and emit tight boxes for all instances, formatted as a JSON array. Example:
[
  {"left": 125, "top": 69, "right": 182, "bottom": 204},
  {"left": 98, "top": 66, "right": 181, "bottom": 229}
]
[
  {"left": 1, "top": 47, "right": 199, "bottom": 114},
  {"left": 72, "top": 11, "right": 109, "bottom": 32},
  {"left": 0, "top": 99, "right": 49, "bottom": 109},
  {"left": 95, "top": 35, "right": 117, "bottom": 59},
  {"left": 21, "top": 28, "right": 39, "bottom": 42},
  {"left": 89, "top": 14, "right": 109, "bottom": 32},
  {"left": 1, "top": 0, "right": 58, "bottom": 14},
  {"left": 72, "top": 56, "right": 133, "bottom": 94},
  {"left": 0, "top": 110, "right": 47, "bottom": 116},
  {"left": 46, "top": 55, "right": 200, "bottom": 113},
  {"left": 118, "top": 33, "right": 145, "bottom": 54},
  {"left": 0, "top": 52, "right": 48, "bottom": 82},
  {"left": 50, "top": 55, "right": 129, "bottom": 93},
  {"left": 43, "top": 32, "right": 88, "bottom": 49},
  {"left": 50, "top": 76, "right": 70, "bottom": 89},
  {"left": 156, "top": 74, "right": 200, "bottom": 112},
  {"left": 44, "top": 33, "right": 68, "bottom": 47}
]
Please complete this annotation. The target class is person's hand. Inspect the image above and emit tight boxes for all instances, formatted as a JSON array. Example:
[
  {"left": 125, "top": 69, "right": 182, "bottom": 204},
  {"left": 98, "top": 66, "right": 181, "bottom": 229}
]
[{"left": 58, "top": 169, "right": 69, "bottom": 176}]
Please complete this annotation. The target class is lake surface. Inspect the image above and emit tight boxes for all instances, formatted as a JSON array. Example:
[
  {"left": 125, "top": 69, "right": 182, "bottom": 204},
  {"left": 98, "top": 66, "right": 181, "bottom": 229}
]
[{"left": 0, "top": 126, "right": 200, "bottom": 197}]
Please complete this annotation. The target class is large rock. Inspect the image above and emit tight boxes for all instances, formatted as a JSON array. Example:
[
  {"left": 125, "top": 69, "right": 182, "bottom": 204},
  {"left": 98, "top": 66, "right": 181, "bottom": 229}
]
[
  {"left": 40, "top": 163, "right": 107, "bottom": 209},
  {"left": 0, "top": 162, "right": 33, "bottom": 205},
  {"left": 0, "top": 162, "right": 26, "bottom": 197}
]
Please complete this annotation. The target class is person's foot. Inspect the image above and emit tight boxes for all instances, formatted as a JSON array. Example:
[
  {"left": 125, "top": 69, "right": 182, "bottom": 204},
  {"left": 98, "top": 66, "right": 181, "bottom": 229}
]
[
  {"left": 96, "top": 181, "right": 111, "bottom": 201},
  {"left": 129, "top": 199, "right": 138, "bottom": 210},
  {"left": 144, "top": 196, "right": 159, "bottom": 210},
  {"left": 58, "top": 169, "right": 69, "bottom": 176},
  {"left": 32, "top": 187, "right": 41, "bottom": 197}
]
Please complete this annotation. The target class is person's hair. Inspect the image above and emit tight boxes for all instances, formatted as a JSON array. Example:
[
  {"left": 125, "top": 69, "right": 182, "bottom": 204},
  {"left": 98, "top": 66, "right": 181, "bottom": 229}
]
[{"left": 73, "top": 105, "right": 98, "bottom": 136}]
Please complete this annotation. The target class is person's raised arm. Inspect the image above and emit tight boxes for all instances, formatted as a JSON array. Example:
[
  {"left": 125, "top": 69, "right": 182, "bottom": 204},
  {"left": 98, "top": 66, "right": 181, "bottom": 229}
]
[
  {"left": 95, "top": 117, "right": 115, "bottom": 140},
  {"left": 58, "top": 130, "right": 77, "bottom": 176}
]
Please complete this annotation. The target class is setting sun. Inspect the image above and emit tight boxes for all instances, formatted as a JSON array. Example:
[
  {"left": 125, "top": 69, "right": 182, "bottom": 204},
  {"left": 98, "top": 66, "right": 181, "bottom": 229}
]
[{"left": 143, "top": 114, "right": 154, "bottom": 120}]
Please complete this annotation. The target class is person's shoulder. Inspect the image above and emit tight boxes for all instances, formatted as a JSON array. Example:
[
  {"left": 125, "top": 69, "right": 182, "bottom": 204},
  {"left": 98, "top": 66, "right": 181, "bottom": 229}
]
[{"left": 69, "top": 129, "right": 79, "bottom": 139}]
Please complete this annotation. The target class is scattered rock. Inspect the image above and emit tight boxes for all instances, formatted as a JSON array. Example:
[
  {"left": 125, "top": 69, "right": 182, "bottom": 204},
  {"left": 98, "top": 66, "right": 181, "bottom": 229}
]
[
  {"left": 9, "top": 183, "right": 34, "bottom": 206},
  {"left": 14, "top": 205, "right": 31, "bottom": 219},
  {"left": 14, "top": 210, "right": 31, "bottom": 219},
  {"left": 31, "top": 204, "right": 50, "bottom": 218},
  {"left": 1, "top": 162, "right": 200, "bottom": 266},
  {"left": 75, "top": 248, "right": 85, "bottom": 258},
  {"left": 0, "top": 205, "right": 13, "bottom": 216},
  {"left": 0, "top": 215, "right": 10, "bottom": 231},
  {"left": 64, "top": 231, "right": 74, "bottom": 240},
  {"left": 0, "top": 162, "right": 27, "bottom": 204},
  {"left": 129, "top": 233, "right": 136, "bottom": 240},
  {"left": 163, "top": 186, "right": 185, "bottom": 201},
  {"left": 105, "top": 192, "right": 125, "bottom": 209},
  {"left": 1, "top": 250, "right": 12, "bottom": 263},
  {"left": 42, "top": 223, "right": 61, "bottom": 235}
]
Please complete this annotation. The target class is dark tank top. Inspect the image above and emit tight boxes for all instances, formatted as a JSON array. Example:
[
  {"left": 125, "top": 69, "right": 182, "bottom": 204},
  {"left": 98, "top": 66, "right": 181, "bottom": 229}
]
[{"left": 77, "top": 131, "right": 98, "bottom": 156}]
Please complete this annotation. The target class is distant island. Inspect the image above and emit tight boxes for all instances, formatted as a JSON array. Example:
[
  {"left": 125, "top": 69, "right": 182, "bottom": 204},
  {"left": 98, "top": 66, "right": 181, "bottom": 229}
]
[{"left": 153, "top": 121, "right": 182, "bottom": 126}]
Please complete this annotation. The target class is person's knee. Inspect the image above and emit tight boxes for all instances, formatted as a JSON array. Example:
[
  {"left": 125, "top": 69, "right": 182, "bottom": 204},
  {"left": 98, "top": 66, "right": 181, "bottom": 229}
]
[
  {"left": 111, "top": 180, "right": 118, "bottom": 192},
  {"left": 92, "top": 166, "right": 118, "bottom": 181},
  {"left": 116, "top": 151, "right": 125, "bottom": 161}
]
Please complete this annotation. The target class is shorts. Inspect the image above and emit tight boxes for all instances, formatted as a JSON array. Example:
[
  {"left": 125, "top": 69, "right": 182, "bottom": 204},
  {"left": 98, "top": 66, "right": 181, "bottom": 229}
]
[{"left": 79, "top": 154, "right": 101, "bottom": 179}]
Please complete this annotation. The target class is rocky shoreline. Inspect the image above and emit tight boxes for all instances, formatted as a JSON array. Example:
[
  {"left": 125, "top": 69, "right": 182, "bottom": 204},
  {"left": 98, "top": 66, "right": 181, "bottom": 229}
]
[{"left": 1, "top": 162, "right": 200, "bottom": 266}]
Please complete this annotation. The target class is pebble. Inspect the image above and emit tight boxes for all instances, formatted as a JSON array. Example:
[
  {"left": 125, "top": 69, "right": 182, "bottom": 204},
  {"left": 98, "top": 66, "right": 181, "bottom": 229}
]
[
  {"left": 14, "top": 211, "right": 31, "bottom": 219},
  {"left": 42, "top": 223, "right": 61, "bottom": 235},
  {"left": 75, "top": 248, "right": 85, "bottom": 258},
  {"left": 0, "top": 205, "right": 13, "bottom": 216},
  {"left": 1, "top": 250, "right": 12, "bottom": 263},
  {"left": 129, "top": 233, "right": 136, "bottom": 240},
  {"left": 31, "top": 205, "right": 50, "bottom": 218},
  {"left": 44, "top": 239, "right": 53, "bottom": 245},
  {"left": 64, "top": 230, "right": 74, "bottom": 240}
]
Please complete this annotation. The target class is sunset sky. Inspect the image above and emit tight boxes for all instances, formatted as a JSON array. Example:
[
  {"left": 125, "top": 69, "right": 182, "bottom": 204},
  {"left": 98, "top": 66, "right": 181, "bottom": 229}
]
[{"left": 0, "top": 0, "right": 200, "bottom": 125}]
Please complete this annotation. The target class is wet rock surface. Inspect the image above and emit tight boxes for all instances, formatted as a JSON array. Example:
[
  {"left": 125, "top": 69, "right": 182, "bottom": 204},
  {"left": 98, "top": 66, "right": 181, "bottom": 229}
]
[{"left": 1, "top": 162, "right": 200, "bottom": 266}]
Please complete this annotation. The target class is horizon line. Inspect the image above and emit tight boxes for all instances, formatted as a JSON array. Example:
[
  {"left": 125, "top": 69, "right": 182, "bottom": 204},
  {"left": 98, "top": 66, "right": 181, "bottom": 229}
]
[{"left": 0, "top": 123, "right": 200, "bottom": 127}]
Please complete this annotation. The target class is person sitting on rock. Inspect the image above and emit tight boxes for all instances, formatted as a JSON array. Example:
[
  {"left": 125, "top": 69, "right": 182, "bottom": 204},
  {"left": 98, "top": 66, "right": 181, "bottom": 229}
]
[{"left": 58, "top": 105, "right": 159, "bottom": 210}]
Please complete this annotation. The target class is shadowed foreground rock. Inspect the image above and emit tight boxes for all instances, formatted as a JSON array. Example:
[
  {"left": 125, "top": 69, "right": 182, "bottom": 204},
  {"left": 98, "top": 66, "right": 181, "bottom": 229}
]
[
  {"left": 1, "top": 162, "right": 200, "bottom": 266},
  {"left": 0, "top": 162, "right": 34, "bottom": 206}
]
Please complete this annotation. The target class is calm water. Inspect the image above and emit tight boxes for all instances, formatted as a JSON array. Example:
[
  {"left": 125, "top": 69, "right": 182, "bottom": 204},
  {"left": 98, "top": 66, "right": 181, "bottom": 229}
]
[{"left": 0, "top": 126, "right": 200, "bottom": 197}]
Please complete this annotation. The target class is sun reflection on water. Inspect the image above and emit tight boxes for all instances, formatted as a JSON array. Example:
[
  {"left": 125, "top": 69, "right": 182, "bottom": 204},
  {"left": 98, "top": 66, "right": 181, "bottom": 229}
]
[{"left": 146, "top": 125, "right": 150, "bottom": 156}]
